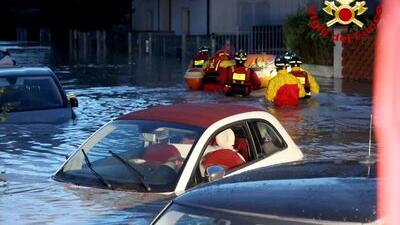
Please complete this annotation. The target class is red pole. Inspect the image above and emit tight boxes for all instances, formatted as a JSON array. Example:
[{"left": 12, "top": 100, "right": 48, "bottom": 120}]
[{"left": 374, "top": 0, "right": 400, "bottom": 223}]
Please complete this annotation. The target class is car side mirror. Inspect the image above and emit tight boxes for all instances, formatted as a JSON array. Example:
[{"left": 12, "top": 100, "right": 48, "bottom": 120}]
[
  {"left": 205, "top": 165, "right": 225, "bottom": 182},
  {"left": 67, "top": 94, "right": 78, "bottom": 108}
]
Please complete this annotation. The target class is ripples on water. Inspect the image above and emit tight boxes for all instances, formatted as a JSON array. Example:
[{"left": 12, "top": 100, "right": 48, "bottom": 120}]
[{"left": 0, "top": 42, "right": 375, "bottom": 224}]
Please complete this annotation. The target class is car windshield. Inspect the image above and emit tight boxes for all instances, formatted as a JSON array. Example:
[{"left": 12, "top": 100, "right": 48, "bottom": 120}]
[
  {"left": 55, "top": 120, "right": 204, "bottom": 192},
  {"left": 0, "top": 75, "right": 64, "bottom": 112}
]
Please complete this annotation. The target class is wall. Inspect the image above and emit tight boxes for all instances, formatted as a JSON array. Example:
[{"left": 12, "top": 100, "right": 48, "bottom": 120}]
[
  {"left": 170, "top": 0, "right": 207, "bottom": 35},
  {"left": 132, "top": 0, "right": 159, "bottom": 31},
  {"left": 342, "top": 35, "right": 375, "bottom": 81},
  {"left": 209, "top": 0, "right": 321, "bottom": 34},
  {"left": 209, "top": 0, "right": 238, "bottom": 34},
  {"left": 159, "top": 0, "right": 170, "bottom": 31},
  {"left": 133, "top": 0, "right": 322, "bottom": 34}
]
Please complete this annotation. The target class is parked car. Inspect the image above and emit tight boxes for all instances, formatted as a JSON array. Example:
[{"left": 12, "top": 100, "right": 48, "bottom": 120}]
[
  {"left": 53, "top": 103, "right": 303, "bottom": 198},
  {"left": 0, "top": 67, "right": 78, "bottom": 123},
  {"left": 151, "top": 160, "right": 380, "bottom": 225}
]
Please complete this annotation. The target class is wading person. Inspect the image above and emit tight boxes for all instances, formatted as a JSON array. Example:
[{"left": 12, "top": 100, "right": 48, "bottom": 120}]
[
  {"left": 266, "top": 55, "right": 305, "bottom": 106},
  {"left": 202, "top": 49, "right": 231, "bottom": 92},
  {"left": 289, "top": 55, "right": 320, "bottom": 98},
  {"left": 188, "top": 46, "right": 210, "bottom": 69},
  {"left": 219, "top": 50, "right": 261, "bottom": 96}
]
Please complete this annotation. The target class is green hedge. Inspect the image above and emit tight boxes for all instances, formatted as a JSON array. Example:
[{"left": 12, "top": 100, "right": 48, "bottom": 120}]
[{"left": 283, "top": 11, "right": 334, "bottom": 65}]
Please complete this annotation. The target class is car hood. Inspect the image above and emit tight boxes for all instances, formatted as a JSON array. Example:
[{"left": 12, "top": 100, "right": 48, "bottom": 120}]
[{"left": 64, "top": 183, "right": 175, "bottom": 209}]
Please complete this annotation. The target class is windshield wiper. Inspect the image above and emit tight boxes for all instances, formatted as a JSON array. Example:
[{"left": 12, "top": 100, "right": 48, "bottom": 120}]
[
  {"left": 81, "top": 149, "right": 112, "bottom": 189},
  {"left": 108, "top": 150, "right": 151, "bottom": 191}
]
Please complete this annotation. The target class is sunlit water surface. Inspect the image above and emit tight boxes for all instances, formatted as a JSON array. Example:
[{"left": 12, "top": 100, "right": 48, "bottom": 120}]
[{"left": 0, "top": 42, "right": 375, "bottom": 224}]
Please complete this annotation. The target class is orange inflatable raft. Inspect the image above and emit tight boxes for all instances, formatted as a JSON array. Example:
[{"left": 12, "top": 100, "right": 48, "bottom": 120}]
[
  {"left": 184, "top": 68, "right": 204, "bottom": 90},
  {"left": 245, "top": 54, "right": 276, "bottom": 88},
  {"left": 184, "top": 55, "right": 276, "bottom": 91}
]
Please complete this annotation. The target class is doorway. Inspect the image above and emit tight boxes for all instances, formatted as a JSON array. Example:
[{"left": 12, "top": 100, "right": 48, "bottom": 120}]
[{"left": 181, "top": 8, "right": 190, "bottom": 35}]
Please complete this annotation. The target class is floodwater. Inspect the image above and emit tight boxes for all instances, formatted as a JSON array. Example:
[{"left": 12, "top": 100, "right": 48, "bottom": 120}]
[{"left": 0, "top": 42, "right": 376, "bottom": 224}]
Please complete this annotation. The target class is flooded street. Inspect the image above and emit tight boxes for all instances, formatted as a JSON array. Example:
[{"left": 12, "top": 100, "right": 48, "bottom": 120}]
[{"left": 0, "top": 43, "right": 376, "bottom": 224}]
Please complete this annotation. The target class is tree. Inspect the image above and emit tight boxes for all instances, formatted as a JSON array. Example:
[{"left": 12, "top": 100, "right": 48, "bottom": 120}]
[{"left": 283, "top": 11, "right": 333, "bottom": 65}]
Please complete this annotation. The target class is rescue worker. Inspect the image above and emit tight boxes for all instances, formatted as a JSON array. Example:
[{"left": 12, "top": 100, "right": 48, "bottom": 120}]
[
  {"left": 204, "top": 49, "right": 230, "bottom": 75},
  {"left": 283, "top": 50, "right": 296, "bottom": 61},
  {"left": 189, "top": 46, "right": 210, "bottom": 69},
  {"left": 202, "top": 49, "right": 231, "bottom": 92},
  {"left": 266, "top": 55, "right": 305, "bottom": 106},
  {"left": 221, "top": 40, "right": 236, "bottom": 60},
  {"left": 289, "top": 55, "right": 320, "bottom": 98},
  {"left": 219, "top": 50, "right": 261, "bottom": 96},
  {"left": 283, "top": 50, "right": 296, "bottom": 72}
]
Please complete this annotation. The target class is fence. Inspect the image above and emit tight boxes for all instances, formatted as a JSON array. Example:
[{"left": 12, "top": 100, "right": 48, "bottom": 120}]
[
  {"left": 5, "top": 47, "right": 51, "bottom": 66},
  {"left": 132, "top": 25, "right": 285, "bottom": 58},
  {"left": 67, "top": 25, "right": 285, "bottom": 63},
  {"left": 16, "top": 27, "right": 51, "bottom": 45}
]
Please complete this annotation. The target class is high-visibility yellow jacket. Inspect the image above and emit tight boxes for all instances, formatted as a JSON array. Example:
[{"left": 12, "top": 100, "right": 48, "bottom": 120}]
[
  {"left": 291, "top": 66, "right": 320, "bottom": 95},
  {"left": 266, "top": 69, "right": 305, "bottom": 106}
]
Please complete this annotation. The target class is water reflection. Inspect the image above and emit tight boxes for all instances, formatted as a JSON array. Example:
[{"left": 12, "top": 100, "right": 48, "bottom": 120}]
[{"left": 0, "top": 43, "right": 375, "bottom": 224}]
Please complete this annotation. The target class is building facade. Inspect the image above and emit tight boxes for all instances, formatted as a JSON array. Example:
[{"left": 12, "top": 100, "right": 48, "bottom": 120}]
[{"left": 132, "top": 0, "right": 322, "bottom": 35}]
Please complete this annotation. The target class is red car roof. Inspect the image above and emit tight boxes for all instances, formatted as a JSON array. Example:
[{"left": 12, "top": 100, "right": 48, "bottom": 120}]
[{"left": 118, "top": 103, "right": 264, "bottom": 128}]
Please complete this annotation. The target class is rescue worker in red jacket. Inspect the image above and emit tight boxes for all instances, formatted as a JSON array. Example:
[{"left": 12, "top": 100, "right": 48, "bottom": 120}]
[
  {"left": 204, "top": 49, "right": 230, "bottom": 75},
  {"left": 189, "top": 46, "right": 210, "bottom": 69},
  {"left": 289, "top": 55, "right": 320, "bottom": 98},
  {"left": 220, "top": 50, "right": 261, "bottom": 96},
  {"left": 266, "top": 55, "right": 305, "bottom": 106},
  {"left": 202, "top": 49, "right": 231, "bottom": 92}
]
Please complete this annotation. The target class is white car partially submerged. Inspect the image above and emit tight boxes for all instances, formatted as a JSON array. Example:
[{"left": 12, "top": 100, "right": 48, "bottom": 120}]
[{"left": 53, "top": 103, "right": 303, "bottom": 197}]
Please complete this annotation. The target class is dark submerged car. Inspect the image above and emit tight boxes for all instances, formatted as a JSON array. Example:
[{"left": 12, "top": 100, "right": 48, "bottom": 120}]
[
  {"left": 0, "top": 67, "right": 78, "bottom": 123},
  {"left": 151, "top": 160, "right": 381, "bottom": 225}
]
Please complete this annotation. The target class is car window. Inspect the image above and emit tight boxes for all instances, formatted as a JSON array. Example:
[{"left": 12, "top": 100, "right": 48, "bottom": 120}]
[
  {"left": 198, "top": 124, "right": 252, "bottom": 179},
  {"left": 57, "top": 120, "right": 204, "bottom": 192},
  {"left": 252, "top": 121, "right": 286, "bottom": 157},
  {"left": 0, "top": 76, "right": 64, "bottom": 112}
]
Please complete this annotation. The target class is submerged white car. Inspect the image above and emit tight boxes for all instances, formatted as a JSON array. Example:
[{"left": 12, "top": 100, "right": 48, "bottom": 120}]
[{"left": 53, "top": 103, "right": 303, "bottom": 196}]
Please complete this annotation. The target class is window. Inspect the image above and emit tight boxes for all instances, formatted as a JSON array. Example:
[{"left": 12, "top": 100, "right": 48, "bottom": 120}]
[
  {"left": 252, "top": 121, "right": 286, "bottom": 157},
  {"left": 198, "top": 124, "right": 252, "bottom": 178}
]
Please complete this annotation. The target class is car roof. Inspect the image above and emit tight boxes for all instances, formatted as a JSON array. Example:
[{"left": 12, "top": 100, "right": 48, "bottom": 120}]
[
  {"left": 0, "top": 67, "right": 54, "bottom": 77},
  {"left": 117, "top": 103, "right": 265, "bottom": 128},
  {"left": 175, "top": 160, "right": 377, "bottom": 223}
]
